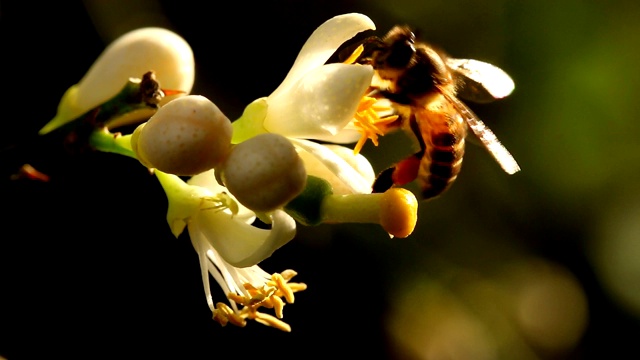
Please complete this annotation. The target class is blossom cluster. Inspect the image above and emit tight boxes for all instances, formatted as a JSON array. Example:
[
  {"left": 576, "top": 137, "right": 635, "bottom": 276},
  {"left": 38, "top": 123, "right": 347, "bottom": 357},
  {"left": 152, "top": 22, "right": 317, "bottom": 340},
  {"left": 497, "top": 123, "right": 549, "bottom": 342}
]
[{"left": 41, "top": 14, "right": 419, "bottom": 331}]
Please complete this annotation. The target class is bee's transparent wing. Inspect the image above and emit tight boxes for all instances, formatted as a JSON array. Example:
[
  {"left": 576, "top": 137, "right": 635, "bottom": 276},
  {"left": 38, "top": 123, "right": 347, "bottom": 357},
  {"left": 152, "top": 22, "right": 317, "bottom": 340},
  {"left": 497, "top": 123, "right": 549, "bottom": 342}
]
[
  {"left": 447, "top": 58, "right": 515, "bottom": 103},
  {"left": 442, "top": 92, "right": 520, "bottom": 174}
]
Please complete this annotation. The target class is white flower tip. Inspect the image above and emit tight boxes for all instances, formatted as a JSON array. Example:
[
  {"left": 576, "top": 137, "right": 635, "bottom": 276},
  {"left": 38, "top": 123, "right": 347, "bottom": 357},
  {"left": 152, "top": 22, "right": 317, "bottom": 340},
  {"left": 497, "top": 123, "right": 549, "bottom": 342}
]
[
  {"left": 221, "top": 133, "right": 307, "bottom": 212},
  {"left": 270, "top": 13, "right": 375, "bottom": 100},
  {"left": 132, "top": 95, "right": 233, "bottom": 176},
  {"left": 332, "top": 13, "right": 376, "bottom": 31},
  {"left": 77, "top": 27, "right": 195, "bottom": 119}
]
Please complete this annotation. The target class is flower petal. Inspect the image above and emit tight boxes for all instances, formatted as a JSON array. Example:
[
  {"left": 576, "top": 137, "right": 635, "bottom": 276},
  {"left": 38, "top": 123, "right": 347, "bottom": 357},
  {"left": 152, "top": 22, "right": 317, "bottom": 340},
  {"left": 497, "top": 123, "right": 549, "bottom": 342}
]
[
  {"left": 291, "top": 138, "right": 373, "bottom": 194},
  {"left": 270, "top": 13, "right": 375, "bottom": 99},
  {"left": 307, "top": 127, "right": 362, "bottom": 144},
  {"left": 195, "top": 208, "right": 296, "bottom": 268},
  {"left": 264, "top": 63, "right": 373, "bottom": 139},
  {"left": 298, "top": 144, "right": 375, "bottom": 195}
]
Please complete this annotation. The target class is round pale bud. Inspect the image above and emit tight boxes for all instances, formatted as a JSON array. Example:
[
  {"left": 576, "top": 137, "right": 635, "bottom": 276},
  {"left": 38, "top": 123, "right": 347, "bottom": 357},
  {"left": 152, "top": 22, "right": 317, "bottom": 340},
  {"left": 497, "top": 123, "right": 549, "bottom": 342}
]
[
  {"left": 131, "top": 95, "right": 232, "bottom": 175},
  {"left": 221, "top": 133, "right": 307, "bottom": 212}
]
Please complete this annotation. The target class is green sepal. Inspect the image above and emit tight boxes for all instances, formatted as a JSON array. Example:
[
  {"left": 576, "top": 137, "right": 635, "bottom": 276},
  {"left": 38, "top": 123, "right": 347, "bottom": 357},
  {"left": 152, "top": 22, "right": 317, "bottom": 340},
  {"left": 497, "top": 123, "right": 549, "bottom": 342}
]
[
  {"left": 40, "top": 71, "right": 163, "bottom": 138},
  {"left": 284, "top": 175, "right": 333, "bottom": 226},
  {"left": 231, "top": 97, "right": 269, "bottom": 144}
]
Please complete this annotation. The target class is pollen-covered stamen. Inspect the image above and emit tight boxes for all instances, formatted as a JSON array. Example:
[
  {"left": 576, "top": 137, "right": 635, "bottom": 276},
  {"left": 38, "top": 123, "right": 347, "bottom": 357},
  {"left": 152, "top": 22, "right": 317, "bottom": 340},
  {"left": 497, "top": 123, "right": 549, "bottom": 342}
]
[
  {"left": 352, "top": 96, "right": 400, "bottom": 154},
  {"left": 271, "top": 273, "right": 295, "bottom": 304},
  {"left": 213, "top": 302, "right": 247, "bottom": 328},
  {"left": 248, "top": 310, "right": 292, "bottom": 332},
  {"left": 217, "top": 270, "right": 306, "bottom": 331},
  {"left": 269, "top": 295, "right": 286, "bottom": 318}
]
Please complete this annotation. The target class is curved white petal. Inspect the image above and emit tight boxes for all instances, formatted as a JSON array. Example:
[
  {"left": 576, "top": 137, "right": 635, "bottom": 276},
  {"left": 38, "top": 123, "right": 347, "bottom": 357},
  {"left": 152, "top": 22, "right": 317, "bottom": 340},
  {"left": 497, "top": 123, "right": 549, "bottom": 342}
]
[
  {"left": 309, "top": 127, "right": 362, "bottom": 144},
  {"left": 194, "top": 208, "right": 296, "bottom": 268},
  {"left": 188, "top": 169, "right": 255, "bottom": 223},
  {"left": 77, "top": 27, "right": 195, "bottom": 111},
  {"left": 189, "top": 226, "right": 271, "bottom": 312},
  {"left": 298, "top": 144, "right": 375, "bottom": 195},
  {"left": 270, "top": 13, "right": 375, "bottom": 99},
  {"left": 291, "top": 138, "right": 373, "bottom": 194},
  {"left": 265, "top": 63, "right": 373, "bottom": 139}
]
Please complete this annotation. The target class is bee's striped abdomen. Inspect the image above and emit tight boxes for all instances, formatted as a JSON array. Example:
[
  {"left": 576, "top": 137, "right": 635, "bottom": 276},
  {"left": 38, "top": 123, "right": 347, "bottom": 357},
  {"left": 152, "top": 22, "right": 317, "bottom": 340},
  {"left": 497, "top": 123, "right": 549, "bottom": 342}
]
[{"left": 416, "top": 106, "right": 466, "bottom": 199}]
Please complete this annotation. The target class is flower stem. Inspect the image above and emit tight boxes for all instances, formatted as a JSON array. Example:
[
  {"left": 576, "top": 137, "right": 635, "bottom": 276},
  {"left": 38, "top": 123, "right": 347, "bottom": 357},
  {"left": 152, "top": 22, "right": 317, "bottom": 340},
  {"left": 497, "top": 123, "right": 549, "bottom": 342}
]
[
  {"left": 321, "top": 193, "right": 385, "bottom": 223},
  {"left": 88, "top": 128, "right": 136, "bottom": 159},
  {"left": 284, "top": 176, "right": 418, "bottom": 238},
  {"left": 321, "top": 188, "right": 418, "bottom": 238}
]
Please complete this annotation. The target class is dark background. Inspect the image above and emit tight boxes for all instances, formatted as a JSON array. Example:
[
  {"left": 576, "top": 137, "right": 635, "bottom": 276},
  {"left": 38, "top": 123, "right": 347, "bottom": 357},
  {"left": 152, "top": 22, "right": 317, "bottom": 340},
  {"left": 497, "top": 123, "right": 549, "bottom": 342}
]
[{"left": 1, "top": 1, "right": 639, "bottom": 359}]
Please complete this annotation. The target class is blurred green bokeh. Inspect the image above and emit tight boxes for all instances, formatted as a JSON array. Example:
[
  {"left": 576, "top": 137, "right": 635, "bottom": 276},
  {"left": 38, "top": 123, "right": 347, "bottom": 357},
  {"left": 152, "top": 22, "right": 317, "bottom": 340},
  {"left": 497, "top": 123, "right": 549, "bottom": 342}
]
[{"left": 1, "top": 0, "right": 639, "bottom": 358}]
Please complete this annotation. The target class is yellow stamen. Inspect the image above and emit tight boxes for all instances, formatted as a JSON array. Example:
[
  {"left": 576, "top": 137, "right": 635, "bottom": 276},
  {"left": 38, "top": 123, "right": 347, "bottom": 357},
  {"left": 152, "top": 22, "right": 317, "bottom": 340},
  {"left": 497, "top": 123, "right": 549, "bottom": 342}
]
[
  {"left": 226, "top": 311, "right": 247, "bottom": 327},
  {"left": 352, "top": 96, "right": 399, "bottom": 155},
  {"left": 270, "top": 295, "right": 286, "bottom": 318},
  {"left": 280, "top": 269, "right": 298, "bottom": 281},
  {"left": 260, "top": 297, "right": 276, "bottom": 309},
  {"left": 288, "top": 283, "right": 308, "bottom": 292},
  {"left": 212, "top": 270, "right": 306, "bottom": 332},
  {"left": 227, "top": 293, "right": 247, "bottom": 305},
  {"left": 250, "top": 311, "right": 292, "bottom": 332},
  {"left": 272, "top": 273, "right": 295, "bottom": 304},
  {"left": 342, "top": 44, "right": 364, "bottom": 65},
  {"left": 213, "top": 302, "right": 247, "bottom": 328}
]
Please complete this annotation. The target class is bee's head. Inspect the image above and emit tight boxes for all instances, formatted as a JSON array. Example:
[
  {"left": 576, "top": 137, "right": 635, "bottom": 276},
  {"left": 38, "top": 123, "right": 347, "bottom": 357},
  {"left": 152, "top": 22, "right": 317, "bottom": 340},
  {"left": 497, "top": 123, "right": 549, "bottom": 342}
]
[{"left": 376, "top": 25, "right": 416, "bottom": 69}]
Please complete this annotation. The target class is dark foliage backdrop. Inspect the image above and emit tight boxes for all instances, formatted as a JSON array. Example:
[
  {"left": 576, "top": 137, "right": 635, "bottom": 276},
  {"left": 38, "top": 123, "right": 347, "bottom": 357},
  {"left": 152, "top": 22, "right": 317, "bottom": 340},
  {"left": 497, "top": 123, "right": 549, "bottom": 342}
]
[{"left": 1, "top": 1, "right": 639, "bottom": 359}]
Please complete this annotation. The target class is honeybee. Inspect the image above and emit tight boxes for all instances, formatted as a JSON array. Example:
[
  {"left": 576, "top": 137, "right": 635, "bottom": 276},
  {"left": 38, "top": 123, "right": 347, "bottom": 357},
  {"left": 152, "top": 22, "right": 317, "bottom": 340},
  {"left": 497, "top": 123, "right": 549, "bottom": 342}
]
[{"left": 355, "top": 25, "right": 520, "bottom": 199}]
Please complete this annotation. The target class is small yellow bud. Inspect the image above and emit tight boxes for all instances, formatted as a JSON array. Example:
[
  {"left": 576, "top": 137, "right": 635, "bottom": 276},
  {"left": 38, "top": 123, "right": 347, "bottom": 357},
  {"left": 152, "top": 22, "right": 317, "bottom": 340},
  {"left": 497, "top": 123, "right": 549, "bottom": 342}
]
[
  {"left": 380, "top": 188, "right": 418, "bottom": 238},
  {"left": 221, "top": 133, "right": 306, "bottom": 212},
  {"left": 131, "top": 95, "right": 232, "bottom": 176}
]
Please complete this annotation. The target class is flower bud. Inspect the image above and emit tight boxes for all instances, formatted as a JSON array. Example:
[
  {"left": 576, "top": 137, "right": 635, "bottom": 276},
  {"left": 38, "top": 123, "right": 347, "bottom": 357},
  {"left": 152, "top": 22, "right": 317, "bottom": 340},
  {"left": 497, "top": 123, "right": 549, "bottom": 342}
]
[
  {"left": 221, "top": 133, "right": 306, "bottom": 212},
  {"left": 40, "top": 27, "right": 195, "bottom": 134},
  {"left": 131, "top": 95, "right": 233, "bottom": 176}
]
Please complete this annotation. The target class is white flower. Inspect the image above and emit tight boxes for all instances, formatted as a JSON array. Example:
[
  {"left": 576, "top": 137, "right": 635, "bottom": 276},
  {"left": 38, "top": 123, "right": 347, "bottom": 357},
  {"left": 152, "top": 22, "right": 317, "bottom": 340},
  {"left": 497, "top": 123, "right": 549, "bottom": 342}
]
[
  {"left": 40, "top": 27, "right": 195, "bottom": 135},
  {"left": 157, "top": 169, "right": 295, "bottom": 268},
  {"left": 232, "top": 13, "right": 378, "bottom": 195},
  {"left": 155, "top": 169, "right": 305, "bottom": 331}
]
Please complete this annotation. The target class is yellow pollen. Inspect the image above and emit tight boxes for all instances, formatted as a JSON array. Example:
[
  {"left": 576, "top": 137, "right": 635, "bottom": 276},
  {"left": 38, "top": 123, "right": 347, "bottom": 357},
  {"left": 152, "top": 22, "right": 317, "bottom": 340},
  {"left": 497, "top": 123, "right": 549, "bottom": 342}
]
[
  {"left": 272, "top": 273, "right": 295, "bottom": 304},
  {"left": 270, "top": 295, "right": 285, "bottom": 318},
  {"left": 250, "top": 311, "right": 292, "bottom": 332},
  {"left": 352, "top": 96, "right": 399, "bottom": 155},
  {"left": 213, "top": 302, "right": 247, "bottom": 328},
  {"left": 280, "top": 269, "right": 298, "bottom": 281},
  {"left": 213, "top": 270, "right": 306, "bottom": 332},
  {"left": 288, "top": 283, "right": 308, "bottom": 292}
]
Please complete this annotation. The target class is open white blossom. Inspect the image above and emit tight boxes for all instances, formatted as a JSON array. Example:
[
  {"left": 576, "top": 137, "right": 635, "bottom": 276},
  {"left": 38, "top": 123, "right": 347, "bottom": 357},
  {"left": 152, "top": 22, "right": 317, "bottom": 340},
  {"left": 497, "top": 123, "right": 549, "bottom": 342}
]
[
  {"left": 232, "top": 13, "right": 378, "bottom": 194},
  {"left": 157, "top": 169, "right": 295, "bottom": 268},
  {"left": 155, "top": 169, "right": 305, "bottom": 331}
]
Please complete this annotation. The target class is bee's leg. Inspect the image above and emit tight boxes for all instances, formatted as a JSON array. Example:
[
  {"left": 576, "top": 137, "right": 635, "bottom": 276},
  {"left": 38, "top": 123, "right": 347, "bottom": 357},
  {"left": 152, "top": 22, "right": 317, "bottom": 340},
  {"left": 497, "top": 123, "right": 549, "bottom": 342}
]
[
  {"left": 372, "top": 167, "right": 395, "bottom": 193},
  {"left": 372, "top": 154, "right": 421, "bottom": 193}
]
